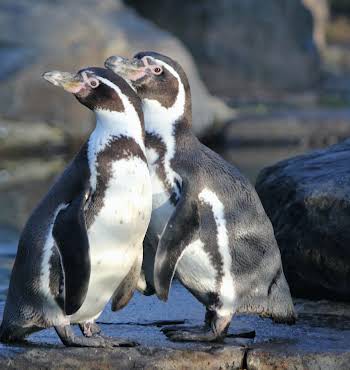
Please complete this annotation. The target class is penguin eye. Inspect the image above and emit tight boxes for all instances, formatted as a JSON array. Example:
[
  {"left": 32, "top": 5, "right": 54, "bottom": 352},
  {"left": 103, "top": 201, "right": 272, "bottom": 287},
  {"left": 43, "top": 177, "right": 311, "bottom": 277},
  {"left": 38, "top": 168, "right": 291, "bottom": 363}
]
[
  {"left": 152, "top": 66, "right": 163, "bottom": 75},
  {"left": 89, "top": 79, "right": 99, "bottom": 88}
]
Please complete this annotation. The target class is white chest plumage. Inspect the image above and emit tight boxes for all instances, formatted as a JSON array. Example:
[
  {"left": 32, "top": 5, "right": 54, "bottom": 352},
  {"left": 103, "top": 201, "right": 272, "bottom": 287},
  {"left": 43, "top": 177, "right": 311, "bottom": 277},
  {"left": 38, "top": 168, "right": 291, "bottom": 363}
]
[
  {"left": 39, "top": 83, "right": 152, "bottom": 324},
  {"left": 70, "top": 104, "right": 151, "bottom": 323},
  {"left": 70, "top": 156, "right": 152, "bottom": 323}
]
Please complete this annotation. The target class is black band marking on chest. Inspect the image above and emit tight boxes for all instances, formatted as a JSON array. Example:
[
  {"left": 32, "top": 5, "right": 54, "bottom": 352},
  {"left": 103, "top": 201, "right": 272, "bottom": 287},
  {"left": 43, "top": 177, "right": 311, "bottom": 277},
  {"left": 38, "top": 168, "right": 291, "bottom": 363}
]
[
  {"left": 146, "top": 132, "right": 179, "bottom": 205},
  {"left": 85, "top": 135, "right": 147, "bottom": 228}
]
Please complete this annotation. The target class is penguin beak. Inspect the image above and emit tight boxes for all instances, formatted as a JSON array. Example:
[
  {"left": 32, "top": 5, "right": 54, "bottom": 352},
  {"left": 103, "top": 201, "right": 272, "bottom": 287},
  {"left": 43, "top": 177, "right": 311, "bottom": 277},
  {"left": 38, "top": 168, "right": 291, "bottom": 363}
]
[
  {"left": 104, "top": 56, "right": 147, "bottom": 82},
  {"left": 42, "top": 71, "right": 84, "bottom": 94}
]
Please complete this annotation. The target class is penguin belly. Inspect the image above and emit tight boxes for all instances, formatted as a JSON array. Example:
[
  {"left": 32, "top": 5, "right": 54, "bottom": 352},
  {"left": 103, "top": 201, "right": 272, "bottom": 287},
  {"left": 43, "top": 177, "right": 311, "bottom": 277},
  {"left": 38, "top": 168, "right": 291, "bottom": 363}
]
[
  {"left": 176, "top": 239, "right": 218, "bottom": 302},
  {"left": 70, "top": 157, "right": 152, "bottom": 323},
  {"left": 177, "top": 187, "right": 236, "bottom": 315}
]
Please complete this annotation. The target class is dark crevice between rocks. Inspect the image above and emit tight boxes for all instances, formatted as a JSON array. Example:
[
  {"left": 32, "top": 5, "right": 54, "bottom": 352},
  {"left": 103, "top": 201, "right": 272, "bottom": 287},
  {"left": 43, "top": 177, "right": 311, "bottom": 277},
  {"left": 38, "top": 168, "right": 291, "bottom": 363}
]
[
  {"left": 96, "top": 319, "right": 186, "bottom": 327},
  {"left": 241, "top": 347, "right": 249, "bottom": 370}
]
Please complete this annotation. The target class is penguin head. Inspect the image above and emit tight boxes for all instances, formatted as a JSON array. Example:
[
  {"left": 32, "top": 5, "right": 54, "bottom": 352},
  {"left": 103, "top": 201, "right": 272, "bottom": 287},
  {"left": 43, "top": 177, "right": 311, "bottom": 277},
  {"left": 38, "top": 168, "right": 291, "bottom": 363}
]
[
  {"left": 43, "top": 67, "right": 142, "bottom": 115},
  {"left": 105, "top": 52, "right": 191, "bottom": 122}
]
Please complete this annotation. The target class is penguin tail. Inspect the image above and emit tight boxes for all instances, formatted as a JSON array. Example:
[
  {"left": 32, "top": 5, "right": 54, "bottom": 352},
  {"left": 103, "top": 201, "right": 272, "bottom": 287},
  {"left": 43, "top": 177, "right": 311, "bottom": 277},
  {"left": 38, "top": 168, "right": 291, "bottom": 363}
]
[
  {"left": 0, "top": 313, "right": 38, "bottom": 343},
  {"left": 0, "top": 320, "right": 40, "bottom": 343},
  {"left": 267, "top": 268, "right": 297, "bottom": 325},
  {"left": 0, "top": 321, "right": 21, "bottom": 343}
]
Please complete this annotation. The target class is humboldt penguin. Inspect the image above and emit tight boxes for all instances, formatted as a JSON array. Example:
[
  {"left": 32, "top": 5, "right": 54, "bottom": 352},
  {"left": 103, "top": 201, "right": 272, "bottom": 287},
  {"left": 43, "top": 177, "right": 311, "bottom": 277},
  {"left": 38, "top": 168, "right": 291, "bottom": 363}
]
[
  {"left": 105, "top": 52, "right": 296, "bottom": 342},
  {"left": 0, "top": 67, "right": 152, "bottom": 347}
]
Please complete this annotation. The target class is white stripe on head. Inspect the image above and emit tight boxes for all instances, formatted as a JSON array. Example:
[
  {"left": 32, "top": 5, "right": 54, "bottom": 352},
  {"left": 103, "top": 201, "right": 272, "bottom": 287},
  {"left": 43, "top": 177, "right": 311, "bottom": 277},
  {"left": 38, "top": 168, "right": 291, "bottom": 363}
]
[{"left": 87, "top": 75, "right": 145, "bottom": 191}]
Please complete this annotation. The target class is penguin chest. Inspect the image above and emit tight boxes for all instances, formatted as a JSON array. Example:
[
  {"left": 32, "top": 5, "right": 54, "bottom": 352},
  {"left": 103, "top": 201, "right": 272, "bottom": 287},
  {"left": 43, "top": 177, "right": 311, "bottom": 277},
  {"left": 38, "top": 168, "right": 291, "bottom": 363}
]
[{"left": 70, "top": 157, "right": 152, "bottom": 323}]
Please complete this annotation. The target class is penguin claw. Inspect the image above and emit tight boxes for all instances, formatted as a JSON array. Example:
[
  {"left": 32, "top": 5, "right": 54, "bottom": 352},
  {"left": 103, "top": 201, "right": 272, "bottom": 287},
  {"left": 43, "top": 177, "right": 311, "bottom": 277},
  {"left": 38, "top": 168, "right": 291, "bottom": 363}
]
[{"left": 78, "top": 323, "right": 138, "bottom": 347}]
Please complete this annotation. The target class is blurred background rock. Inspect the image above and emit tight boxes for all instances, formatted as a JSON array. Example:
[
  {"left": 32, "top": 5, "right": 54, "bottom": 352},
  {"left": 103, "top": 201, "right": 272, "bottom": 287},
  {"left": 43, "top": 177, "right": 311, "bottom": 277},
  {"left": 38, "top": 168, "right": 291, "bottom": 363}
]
[{"left": 0, "top": 0, "right": 349, "bottom": 302}]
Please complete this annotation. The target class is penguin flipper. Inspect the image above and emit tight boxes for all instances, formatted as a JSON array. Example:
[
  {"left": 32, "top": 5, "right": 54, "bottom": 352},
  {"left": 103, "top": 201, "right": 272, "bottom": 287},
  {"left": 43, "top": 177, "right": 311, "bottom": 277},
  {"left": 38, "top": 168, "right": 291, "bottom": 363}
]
[
  {"left": 154, "top": 179, "right": 199, "bottom": 301},
  {"left": 136, "top": 270, "right": 155, "bottom": 296},
  {"left": 111, "top": 254, "right": 142, "bottom": 312},
  {"left": 53, "top": 190, "right": 90, "bottom": 315}
]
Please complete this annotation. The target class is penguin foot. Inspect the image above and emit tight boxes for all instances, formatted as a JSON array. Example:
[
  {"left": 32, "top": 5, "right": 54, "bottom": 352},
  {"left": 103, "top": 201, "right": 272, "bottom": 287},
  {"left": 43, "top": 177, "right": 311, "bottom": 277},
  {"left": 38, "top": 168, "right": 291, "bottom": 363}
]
[
  {"left": 55, "top": 325, "right": 137, "bottom": 348},
  {"left": 55, "top": 325, "right": 110, "bottom": 347},
  {"left": 79, "top": 322, "right": 138, "bottom": 347},
  {"left": 96, "top": 335, "right": 138, "bottom": 347},
  {"left": 162, "top": 326, "right": 223, "bottom": 343}
]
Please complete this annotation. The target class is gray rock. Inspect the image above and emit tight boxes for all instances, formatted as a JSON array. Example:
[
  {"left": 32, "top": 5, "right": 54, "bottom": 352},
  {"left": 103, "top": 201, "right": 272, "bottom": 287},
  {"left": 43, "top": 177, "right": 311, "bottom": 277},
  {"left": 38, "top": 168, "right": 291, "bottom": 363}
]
[
  {"left": 0, "top": 345, "right": 245, "bottom": 370},
  {"left": 214, "top": 108, "right": 350, "bottom": 152},
  {"left": 0, "top": 119, "right": 65, "bottom": 156},
  {"left": 255, "top": 140, "right": 350, "bottom": 301},
  {"left": 0, "top": 284, "right": 349, "bottom": 369},
  {"left": 0, "top": 0, "right": 232, "bottom": 139},
  {"left": 207, "top": 108, "right": 350, "bottom": 181},
  {"left": 0, "top": 158, "right": 65, "bottom": 230},
  {"left": 247, "top": 348, "right": 350, "bottom": 370},
  {"left": 126, "top": 0, "right": 321, "bottom": 95}
]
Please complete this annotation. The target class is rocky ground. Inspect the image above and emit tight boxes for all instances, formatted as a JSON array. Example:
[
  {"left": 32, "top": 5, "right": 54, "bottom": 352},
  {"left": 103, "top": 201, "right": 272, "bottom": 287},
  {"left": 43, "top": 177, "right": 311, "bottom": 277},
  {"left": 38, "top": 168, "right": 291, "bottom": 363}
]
[{"left": 0, "top": 283, "right": 349, "bottom": 369}]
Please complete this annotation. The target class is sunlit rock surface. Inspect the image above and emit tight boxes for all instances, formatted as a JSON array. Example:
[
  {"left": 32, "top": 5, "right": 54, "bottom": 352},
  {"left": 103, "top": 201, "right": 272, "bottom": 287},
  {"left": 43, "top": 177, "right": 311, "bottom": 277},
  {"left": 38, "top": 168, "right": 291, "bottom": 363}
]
[
  {"left": 126, "top": 0, "right": 322, "bottom": 96},
  {"left": 0, "top": 0, "right": 232, "bottom": 139}
]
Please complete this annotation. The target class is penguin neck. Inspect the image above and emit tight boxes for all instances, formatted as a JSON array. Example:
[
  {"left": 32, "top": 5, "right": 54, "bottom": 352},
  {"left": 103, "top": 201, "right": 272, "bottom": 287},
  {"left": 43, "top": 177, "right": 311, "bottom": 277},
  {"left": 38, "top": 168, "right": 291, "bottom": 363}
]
[
  {"left": 143, "top": 79, "right": 191, "bottom": 161},
  {"left": 88, "top": 108, "right": 145, "bottom": 192},
  {"left": 143, "top": 93, "right": 192, "bottom": 197},
  {"left": 93, "top": 108, "right": 145, "bottom": 153}
]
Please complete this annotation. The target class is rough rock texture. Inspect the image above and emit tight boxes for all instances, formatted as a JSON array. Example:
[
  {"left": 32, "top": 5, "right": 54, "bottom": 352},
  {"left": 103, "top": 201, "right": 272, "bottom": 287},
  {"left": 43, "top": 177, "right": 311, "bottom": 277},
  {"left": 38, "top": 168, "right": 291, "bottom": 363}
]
[
  {"left": 1, "top": 344, "right": 349, "bottom": 370},
  {"left": 205, "top": 108, "right": 350, "bottom": 181},
  {"left": 255, "top": 139, "right": 350, "bottom": 301},
  {"left": 0, "top": 119, "right": 66, "bottom": 156},
  {"left": 0, "top": 346, "right": 245, "bottom": 370},
  {"left": 0, "top": 158, "right": 64, "bottom": 230},
  {"left": 0, "top": 0, "right": 231, "bottom": 139},
  {"left": 0, "top": 288, "right": 349, "bottom": 370},
  {"left": 212, "top": 108, "right": 350, "bottom": 153},
  {"left": 127, "top": 0, "right": 321, "bottom": 95},
  {"left": 247, "top": 348, "right": 350, "bottom": 370}
]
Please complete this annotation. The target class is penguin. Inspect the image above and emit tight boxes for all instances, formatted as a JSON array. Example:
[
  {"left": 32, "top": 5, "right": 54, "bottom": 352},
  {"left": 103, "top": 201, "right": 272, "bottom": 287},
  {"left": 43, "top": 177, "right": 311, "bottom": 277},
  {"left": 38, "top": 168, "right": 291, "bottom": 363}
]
[
  {"left": 0, "top": 67, "right": 152, "bottom": 347},
  {"left": 105, "top": 52, "right": 297, "bottom": 342}
]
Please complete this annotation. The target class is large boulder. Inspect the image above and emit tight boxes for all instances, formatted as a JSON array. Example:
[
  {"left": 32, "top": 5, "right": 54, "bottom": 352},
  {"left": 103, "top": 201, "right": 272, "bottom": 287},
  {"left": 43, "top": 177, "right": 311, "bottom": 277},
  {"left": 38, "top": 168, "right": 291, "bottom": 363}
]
[
  {"left": 255, "top": 140, "right": 350, "bottom": 301},
  {"left": 0, "top": 0, "right": 231, "bottom": 140},
  {"left": 127, "top": 0, "right": 322, "bottom": 96}
]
